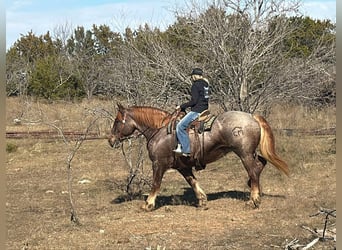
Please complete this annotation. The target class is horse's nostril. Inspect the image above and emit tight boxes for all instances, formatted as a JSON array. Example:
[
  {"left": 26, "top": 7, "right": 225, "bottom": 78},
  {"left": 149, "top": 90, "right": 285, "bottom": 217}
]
[{"left": 108, "top": 137, "right": 115, "bottom": 147}]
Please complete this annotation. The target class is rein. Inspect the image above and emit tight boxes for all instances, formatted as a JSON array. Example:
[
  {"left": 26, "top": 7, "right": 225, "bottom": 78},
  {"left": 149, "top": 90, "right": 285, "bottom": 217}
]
[
  {"left": 118, "top": 133, "right": 141, "bottom": 142},
  {"left": 161, "top": 109, "right": 180, "bottom": 126}
]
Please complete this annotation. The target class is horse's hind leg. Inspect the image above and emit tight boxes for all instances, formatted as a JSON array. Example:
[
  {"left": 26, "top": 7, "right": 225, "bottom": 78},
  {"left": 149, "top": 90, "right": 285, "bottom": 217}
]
[
  {"left": 177, "top": 167, "right": 207, "bottom": 208},
  {"left": 247, "top": 155, "right": 266, "bottom": 196},
  {"left": 240, "top": 153, "right": 265, "bottom": 208}
]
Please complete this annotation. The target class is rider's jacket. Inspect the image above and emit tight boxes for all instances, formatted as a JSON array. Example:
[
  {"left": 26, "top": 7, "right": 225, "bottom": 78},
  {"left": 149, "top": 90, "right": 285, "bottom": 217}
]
[{"left": 180, "top": 78, "right": 209, "bottom": 113}]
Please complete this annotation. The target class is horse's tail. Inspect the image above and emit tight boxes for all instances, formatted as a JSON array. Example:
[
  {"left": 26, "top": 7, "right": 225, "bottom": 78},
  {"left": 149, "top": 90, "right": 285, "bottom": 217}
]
[{"left": 253, "top": 114, "right": 290, "bottom": 176}]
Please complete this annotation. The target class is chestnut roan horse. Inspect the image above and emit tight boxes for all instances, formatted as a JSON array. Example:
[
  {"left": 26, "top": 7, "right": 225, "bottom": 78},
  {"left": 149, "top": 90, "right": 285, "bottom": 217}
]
[{"left": 108, "top": 103, "right": 289, "bottom": 211}]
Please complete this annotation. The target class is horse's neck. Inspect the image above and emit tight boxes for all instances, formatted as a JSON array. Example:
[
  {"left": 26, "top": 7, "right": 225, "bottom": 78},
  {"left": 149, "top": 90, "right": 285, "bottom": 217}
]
[
  {"left": 128, "top": 107, "right": 170, "bottom": 139},
  {"left": 131, "top": 108, "right": 170, "bottom": 128},
  {"left": 135, "top": 123, "right": 159, "bottom": 141}
]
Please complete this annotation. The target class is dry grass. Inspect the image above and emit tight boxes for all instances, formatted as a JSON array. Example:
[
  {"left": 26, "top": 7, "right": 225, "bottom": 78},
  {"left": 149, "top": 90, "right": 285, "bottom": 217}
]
[
  {"left": 267, "top": 103, "right": 336, "bottom": 130},
  {"left": 6, "top": 97, "right": 116, "bottom": 135},
  {"left": 6, "top": 97, "right": 336, "bottom": 249}
]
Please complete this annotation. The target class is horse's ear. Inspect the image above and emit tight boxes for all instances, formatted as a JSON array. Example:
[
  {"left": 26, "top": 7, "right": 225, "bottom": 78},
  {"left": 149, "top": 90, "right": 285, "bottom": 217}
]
[{"left": 117, "top": 102, "right": 124, "bottom": 111}]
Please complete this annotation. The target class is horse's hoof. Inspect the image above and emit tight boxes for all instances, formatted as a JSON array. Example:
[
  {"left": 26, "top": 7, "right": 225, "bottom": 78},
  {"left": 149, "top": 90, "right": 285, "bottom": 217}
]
[
  {"left": 246, "top": 199, "right": 260, "bottom": 209},
  {"left": 197, "top": 199, "right": 208, "bottom": 209},
  {"left": 197, "top": 205, "right": 209, "bottom": 210},
  {"left": 141, "top": 203, "right": 154, "bottom": 212},
  {"left": 253, "top": 200, "right": 260, "bottom": 209}
]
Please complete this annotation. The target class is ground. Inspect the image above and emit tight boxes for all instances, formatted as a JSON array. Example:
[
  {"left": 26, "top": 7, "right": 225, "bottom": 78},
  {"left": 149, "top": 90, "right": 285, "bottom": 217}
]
[{"left": 5, "top": 99, "right": 336, "bottom": 249}]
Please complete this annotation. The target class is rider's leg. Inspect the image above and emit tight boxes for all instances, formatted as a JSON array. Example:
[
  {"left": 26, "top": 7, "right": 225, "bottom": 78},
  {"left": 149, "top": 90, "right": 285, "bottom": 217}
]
[{"left": 175, "top": 111, "right": 199, "bottom": 154}]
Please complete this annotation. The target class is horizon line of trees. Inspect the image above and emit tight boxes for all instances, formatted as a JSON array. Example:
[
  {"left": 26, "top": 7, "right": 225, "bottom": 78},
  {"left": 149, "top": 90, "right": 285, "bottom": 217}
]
[{"left": 6, "top": 0, "right": 336, "bottom": 113}]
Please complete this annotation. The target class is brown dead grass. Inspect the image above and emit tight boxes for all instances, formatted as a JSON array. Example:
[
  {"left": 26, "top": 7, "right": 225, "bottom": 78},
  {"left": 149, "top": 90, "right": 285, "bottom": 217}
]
[{"left": 6, "top": 97, "right": 336, "bottom": 249}]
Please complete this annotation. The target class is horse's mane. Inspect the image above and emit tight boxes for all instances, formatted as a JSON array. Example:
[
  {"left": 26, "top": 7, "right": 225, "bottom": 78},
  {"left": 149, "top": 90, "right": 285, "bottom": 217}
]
[{"left": 128, "top": 106, "right": 171, "bottom": 128}]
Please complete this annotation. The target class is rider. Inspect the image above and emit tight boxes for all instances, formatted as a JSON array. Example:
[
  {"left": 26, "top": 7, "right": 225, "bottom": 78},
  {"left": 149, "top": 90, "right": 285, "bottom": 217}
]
[{"left": 173, "top": 68, "right": 209, "bottom": 157}]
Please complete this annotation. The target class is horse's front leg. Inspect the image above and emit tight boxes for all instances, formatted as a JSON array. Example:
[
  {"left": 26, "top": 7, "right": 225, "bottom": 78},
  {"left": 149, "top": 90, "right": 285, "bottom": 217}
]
[
  {"left": 141, "top": 162, "right": 166, "bottom": 212},
  {"left": 177, "top": 167, "right": 207, "bottom": 208}
]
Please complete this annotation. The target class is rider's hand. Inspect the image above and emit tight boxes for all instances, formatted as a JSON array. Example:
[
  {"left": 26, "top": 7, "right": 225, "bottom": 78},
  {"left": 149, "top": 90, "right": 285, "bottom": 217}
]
[{"left": 176, "top": 105, "right": 181, "bottom": 110}]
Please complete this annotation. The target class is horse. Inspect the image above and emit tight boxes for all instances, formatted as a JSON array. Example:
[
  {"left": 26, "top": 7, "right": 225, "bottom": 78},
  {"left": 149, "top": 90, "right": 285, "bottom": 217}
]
[{"left": 108, "top": 103, "right": 289, "bottom": 211}]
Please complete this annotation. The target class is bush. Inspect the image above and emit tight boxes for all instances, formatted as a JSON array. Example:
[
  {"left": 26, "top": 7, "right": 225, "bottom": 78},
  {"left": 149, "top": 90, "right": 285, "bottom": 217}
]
[
  {"left": 28, "top": 56, "right": 85, "bottom": 100},
  {"left": 6, "top": 142, "right": 18, "bottom": 153}
]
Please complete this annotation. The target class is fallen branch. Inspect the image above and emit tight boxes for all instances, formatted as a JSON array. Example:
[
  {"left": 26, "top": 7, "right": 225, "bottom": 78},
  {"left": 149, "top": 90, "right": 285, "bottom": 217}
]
[
  {"left": 309, "top": 208, "right": 336, "bottom": 241},
  {"left": 301, "top": 238, "right": 319, "bottom": 250},
  {"left": 284, "top": 208, "right": 336, "bottom": 249}
]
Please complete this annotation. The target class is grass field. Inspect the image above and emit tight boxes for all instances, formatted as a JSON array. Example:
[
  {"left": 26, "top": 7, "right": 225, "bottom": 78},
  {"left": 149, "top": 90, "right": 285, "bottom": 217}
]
[{"left": 6, "top": 97, "right": 336, "bottom": 249}]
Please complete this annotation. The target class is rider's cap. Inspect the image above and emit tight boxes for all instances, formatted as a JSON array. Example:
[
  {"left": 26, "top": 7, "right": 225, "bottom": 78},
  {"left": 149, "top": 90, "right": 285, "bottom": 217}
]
[{"left": 190, "top": 68, "right": 203, "bottom": 76}]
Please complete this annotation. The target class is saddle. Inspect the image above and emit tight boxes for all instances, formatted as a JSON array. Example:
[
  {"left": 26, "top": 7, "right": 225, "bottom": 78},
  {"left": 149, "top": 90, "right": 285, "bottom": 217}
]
[
  {"left": 166, "top": 110, "right": 216, "bottom": 134},
  {"left": 167, "top": 110, "right": 217, "bottom": 171},
  {"left": 189, "top": 109, "right": 216, "bottom": 134}
]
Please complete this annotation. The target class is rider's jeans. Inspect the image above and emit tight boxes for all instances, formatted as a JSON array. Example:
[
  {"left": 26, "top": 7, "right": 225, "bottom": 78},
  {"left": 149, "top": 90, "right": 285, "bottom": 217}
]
[{"left": 176, "top": 111, "right": 199, "bottom": 154}]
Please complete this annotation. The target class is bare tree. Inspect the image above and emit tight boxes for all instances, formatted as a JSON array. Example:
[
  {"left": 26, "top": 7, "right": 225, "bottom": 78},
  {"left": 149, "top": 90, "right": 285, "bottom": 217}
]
[
  {"left": 172, "top": 0, "right": 298, "bottom": 112},
  {"left": 47, "top": 117, "right": 101, "bottom": 225},
  {"left": 17, "top": 102, "right": 109, "bottom": 225},
  {"left": 104, "top": 25, "right": 195, "bottom": 108},
  {"left": 170, "top": 0, "right": 335, "bottom": 112},
  {"left": 120, "top": 137, "right": 152, "bottom": 197},
  {"left": 52, "top": 21, "right": 74, "bottom": 50}
]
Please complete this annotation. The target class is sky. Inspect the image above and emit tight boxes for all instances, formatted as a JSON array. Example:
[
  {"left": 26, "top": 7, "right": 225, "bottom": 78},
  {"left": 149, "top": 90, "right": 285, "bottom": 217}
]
[{"left": 5, "top": 0, "right": 336, "bottom": 50}]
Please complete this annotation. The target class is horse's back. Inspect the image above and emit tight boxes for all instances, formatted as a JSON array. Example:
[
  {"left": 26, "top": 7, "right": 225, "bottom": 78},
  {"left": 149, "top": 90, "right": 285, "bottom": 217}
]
[
  {"left": 217, "top": 111, "right": 257, "bottom": 127},
  {"left": 212, "top": 111, "right": 261, "bottom": 146}
]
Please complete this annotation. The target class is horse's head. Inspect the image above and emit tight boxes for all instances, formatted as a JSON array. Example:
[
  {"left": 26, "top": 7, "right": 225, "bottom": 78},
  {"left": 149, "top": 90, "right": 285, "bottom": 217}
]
[{"left": 108, "top": 103, "right": 137, "bottom": 148}]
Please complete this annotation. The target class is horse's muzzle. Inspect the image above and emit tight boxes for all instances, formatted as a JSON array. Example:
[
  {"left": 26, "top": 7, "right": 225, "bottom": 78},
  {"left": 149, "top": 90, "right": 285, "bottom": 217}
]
[{"left": 108, "top": 135, "right": 121, "bottom": 148}]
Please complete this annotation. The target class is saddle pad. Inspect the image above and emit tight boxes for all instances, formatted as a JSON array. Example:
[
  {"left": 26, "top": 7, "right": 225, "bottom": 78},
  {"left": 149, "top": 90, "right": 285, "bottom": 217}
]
[{"left": 203, "top": 115, "right": 217, "bottom": 131}]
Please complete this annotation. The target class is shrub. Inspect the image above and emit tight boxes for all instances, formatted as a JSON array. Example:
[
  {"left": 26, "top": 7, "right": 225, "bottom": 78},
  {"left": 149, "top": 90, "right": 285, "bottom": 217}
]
[{"left": 6, "top": 142, "right": 18, "bottom": 153}]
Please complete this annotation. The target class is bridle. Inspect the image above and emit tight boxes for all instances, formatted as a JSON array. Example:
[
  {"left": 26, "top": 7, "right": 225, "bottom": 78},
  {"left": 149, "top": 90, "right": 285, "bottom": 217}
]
[{"left": 114, "top": 111, "right": 134, "bottom": 142}]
